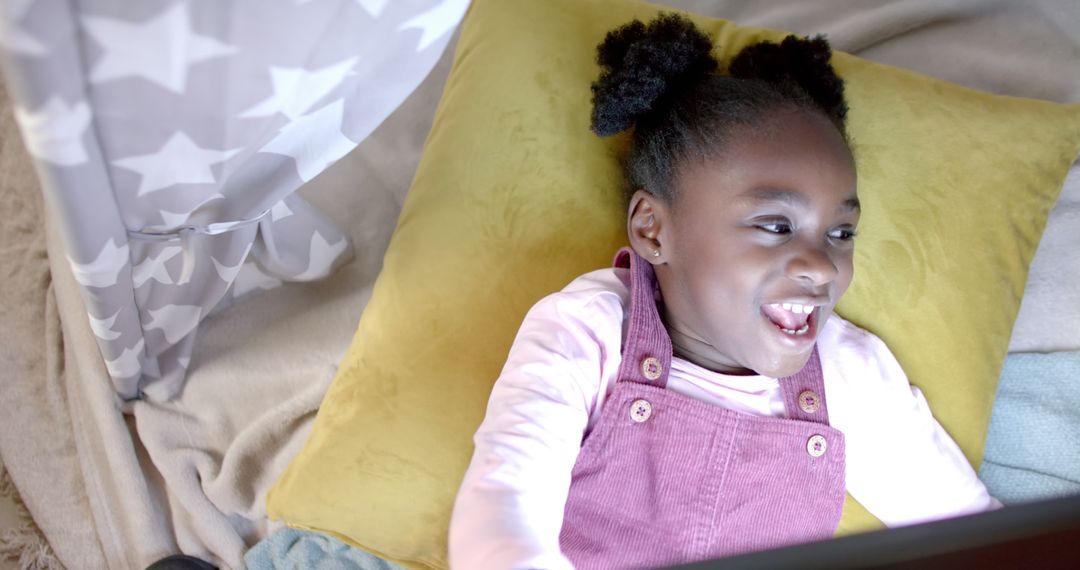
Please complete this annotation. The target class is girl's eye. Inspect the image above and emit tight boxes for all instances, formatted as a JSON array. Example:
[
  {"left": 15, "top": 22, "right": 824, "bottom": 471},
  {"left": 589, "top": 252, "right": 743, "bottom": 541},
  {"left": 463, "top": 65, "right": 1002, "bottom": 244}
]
[
  {"left": 757, "top": 221, "right": 792, "bottom": 234},
  {"left": 828, "top": 227, "right": 858, "bottom": 241}
]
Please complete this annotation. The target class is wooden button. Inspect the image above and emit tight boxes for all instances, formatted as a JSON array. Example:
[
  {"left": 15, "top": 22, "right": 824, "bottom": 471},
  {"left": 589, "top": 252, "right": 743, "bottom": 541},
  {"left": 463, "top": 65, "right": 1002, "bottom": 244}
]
[
  {"left": 798, "top": 390, "right": 821, "bottom": 414},
  {"left": 630, "top": 399, "right": 652, "bottom": 423},
  {"left": 641, "top": 356, "right": 662, "bottom": 380}
]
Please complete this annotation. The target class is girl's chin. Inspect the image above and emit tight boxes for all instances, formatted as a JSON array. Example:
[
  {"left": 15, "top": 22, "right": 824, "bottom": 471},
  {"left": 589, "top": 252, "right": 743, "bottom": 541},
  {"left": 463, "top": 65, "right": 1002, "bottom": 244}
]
[{"left": 751, "top": 351, "right": 815, "bottom": 379}]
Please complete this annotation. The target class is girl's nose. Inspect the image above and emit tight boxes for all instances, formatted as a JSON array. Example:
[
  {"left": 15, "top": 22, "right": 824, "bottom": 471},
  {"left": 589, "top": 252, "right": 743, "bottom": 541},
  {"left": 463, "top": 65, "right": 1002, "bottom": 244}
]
[{"left": 785, "top": 243, "right": 839, "bottom": 286}]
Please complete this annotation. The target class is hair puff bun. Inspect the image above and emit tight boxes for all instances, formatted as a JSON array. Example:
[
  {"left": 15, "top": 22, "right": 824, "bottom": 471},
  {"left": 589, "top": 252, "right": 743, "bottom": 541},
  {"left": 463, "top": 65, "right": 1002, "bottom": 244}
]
[
  {"left": 729, "top": 35, "right": 848, "bottom": 124},
  {"left": 590, "top": 13, "right": 718, "bottom": 137}
]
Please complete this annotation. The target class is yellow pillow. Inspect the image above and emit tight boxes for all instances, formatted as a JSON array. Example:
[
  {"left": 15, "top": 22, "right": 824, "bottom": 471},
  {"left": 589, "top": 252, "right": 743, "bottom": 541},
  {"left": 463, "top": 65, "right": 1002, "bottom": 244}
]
[{"left": 267, "top": 0, "right": 1080, "bottom": 567}]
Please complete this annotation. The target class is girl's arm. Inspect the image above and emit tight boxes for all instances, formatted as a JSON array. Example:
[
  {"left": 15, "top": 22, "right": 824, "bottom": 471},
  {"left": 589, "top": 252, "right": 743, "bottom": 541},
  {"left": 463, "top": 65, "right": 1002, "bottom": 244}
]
[
  {"left": 824, "top": 319, "right": 1002, "bottom": 527},
  {"left": 449, "top": 273, "right": 626, "bottom": 569}
]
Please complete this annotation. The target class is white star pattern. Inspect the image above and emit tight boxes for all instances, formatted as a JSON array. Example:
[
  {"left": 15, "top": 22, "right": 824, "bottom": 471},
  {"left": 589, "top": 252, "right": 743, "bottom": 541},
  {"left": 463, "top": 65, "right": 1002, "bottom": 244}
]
[
  {"left": 210, "top": 255, "right": 243, "bottom": 283},
  {"left": 231, "top": 263, "right": 283, "bottom": 297},
  {"left": 5, "top": 0, "right": 467, "bottom": 392},
  {"left": 156, "top": 210, "right": 191, "bottom": 229},
  {"left": 270, "top": 199, "right": 294, "bottom": 222},
  {"left": 210, "top": 244, "right": 252, "bottom": 283},
  {"left": 105, "top": 339, "right": 144, "bottom": 379},
  {"left": 259, "top": 99, "right": 355, "bottom": 182},
  {"left": 82, "top": 4, "right": 236, "bottom": 93},
  {"left": 154, "top": 193, "right": 226, "bottom": 230},
  {"left": 13, "top": 97, "right": 92, "bottom": 166},
  {"left": 240, "top": 57, "right": 358, "bottom": 120},
  {"left": 398, "top": 0, "right": 469, "bottom": 52},
  {"left": 0, "top": 0, "right": 48, "bottom": 56},
  {"left": 132, "top": 246, "right": 182, "bottom": 287},
  {"left": 113, "top": 132, "right": 241, "bottom": 196},
  {"left": 69, "top": 238, "right": 129, "bottom": 288},
  {"left": 355, "top": 0, "right": 390, "bottom": 17},
  {"left": 145, "top": 304, "right": 202, "bottom": 344},
  {"left": 88, "top": 309, "right": 123, "bottom": 341},
  {"left": 294, "top": 231, "right": 349, "bottom": 280}
]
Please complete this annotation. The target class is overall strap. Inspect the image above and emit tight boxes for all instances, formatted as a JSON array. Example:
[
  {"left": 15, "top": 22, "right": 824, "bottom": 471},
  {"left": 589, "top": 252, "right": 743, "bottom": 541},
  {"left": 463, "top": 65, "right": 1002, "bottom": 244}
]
[
  {"left": 778, "top": 348, "right": 831, "bottom": 425},
  {"left": 613, "top": 247, "right": 672, "bottom": 388}
]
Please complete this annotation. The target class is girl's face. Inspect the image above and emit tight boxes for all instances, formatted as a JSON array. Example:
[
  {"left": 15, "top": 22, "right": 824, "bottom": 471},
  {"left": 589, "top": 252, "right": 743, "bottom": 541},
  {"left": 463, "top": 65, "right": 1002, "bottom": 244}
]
[{"left": 632, "top": 109, "right": 858, "bottom": 378}]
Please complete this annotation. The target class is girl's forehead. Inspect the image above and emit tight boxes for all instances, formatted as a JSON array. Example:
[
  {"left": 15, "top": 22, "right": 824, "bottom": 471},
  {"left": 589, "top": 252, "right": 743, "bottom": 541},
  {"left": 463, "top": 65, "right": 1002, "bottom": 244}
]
[{"left": 675, "top": 111, "right": 857, "bottom": 204}]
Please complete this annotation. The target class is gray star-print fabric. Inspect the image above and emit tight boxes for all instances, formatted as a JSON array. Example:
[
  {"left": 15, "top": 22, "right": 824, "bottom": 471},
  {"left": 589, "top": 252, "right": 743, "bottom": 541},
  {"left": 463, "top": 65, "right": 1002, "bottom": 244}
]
[{"left": 1, "top": 0, "right": 468, "bottom": 400}]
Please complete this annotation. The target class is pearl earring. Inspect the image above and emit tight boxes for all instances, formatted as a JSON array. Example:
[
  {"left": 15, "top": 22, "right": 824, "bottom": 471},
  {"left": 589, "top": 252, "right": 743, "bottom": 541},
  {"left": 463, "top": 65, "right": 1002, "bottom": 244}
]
[{"left": 651, "top": 250, "right": 661, "bottom": 257}]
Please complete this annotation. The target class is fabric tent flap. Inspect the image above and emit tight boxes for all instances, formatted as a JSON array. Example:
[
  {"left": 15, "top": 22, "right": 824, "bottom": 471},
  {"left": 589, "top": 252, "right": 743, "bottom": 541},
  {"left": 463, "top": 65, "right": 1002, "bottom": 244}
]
[{"left": 0, "top": 0, "right": 470, "bottom": 401}]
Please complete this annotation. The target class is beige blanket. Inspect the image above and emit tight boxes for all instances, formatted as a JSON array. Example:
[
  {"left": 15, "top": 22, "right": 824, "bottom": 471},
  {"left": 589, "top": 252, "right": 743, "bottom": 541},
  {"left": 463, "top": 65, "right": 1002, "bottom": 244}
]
[{"left": 1, "top": 1, "right": 1077, "bottom": 568}]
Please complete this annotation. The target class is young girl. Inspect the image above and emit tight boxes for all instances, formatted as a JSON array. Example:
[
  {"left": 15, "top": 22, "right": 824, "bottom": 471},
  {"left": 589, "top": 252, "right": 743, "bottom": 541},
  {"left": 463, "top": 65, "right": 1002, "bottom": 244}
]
[{"left": 449, "top": 14, "right": 999, "bottom": 570}]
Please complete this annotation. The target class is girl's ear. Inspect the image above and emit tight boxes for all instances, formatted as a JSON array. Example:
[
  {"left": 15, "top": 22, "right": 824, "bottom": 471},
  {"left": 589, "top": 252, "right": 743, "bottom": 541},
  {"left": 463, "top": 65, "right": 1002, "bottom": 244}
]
[{"left": 627, "top": 189, "right": 668, "bottom": 264}]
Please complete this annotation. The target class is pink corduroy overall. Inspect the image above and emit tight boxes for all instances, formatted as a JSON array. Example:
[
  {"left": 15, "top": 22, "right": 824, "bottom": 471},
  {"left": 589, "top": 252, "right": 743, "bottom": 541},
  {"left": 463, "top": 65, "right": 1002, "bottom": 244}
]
[{"left": 559, "top": 248, "right": 846, "bottom": 570}]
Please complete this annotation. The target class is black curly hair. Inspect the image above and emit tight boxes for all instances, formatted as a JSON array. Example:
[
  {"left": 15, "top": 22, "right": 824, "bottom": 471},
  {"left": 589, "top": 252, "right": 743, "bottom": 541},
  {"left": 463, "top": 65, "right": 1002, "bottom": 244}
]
[{"left": 591, "top": 13, "right": 849, "bottom": 202}]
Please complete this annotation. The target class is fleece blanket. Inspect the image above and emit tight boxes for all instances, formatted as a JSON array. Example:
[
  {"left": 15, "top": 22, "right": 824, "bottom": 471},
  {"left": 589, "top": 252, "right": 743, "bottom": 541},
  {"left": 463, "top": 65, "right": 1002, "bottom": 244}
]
[
  {"left": 980, "top": 351, "right": 1080, "bottom": 503},
  {"left": 0, "top": 79, "right": 90, "bottom": 569},
  {"left": 241, "top": 528, "right": 403, "bottom": 570},
  {"left": 0, "top": 1, "right": 1078, "bottom": 569}
]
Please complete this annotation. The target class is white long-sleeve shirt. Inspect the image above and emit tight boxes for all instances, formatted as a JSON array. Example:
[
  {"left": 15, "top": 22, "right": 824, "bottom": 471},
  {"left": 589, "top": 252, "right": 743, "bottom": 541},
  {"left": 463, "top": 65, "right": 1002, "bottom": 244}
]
[{"left": 449, "top": 268, "right": 1000, "bottom": 570}]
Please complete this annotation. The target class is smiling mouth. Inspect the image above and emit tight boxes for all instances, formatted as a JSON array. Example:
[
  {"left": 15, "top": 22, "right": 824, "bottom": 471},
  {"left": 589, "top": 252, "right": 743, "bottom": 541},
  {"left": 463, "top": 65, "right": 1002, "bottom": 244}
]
[{"left": 761, "top": 302, "right": 818, "bottom": 338}]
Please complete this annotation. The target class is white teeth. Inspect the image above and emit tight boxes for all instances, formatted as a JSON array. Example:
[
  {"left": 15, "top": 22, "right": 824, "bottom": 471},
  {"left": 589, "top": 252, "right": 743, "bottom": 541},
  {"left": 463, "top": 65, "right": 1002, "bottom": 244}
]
[
  {"left": 771, "top": 303, "right": 814, "bottom": 315},
  {"left": 780, "top": 323, "right": 811, "bottom": 335}
]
